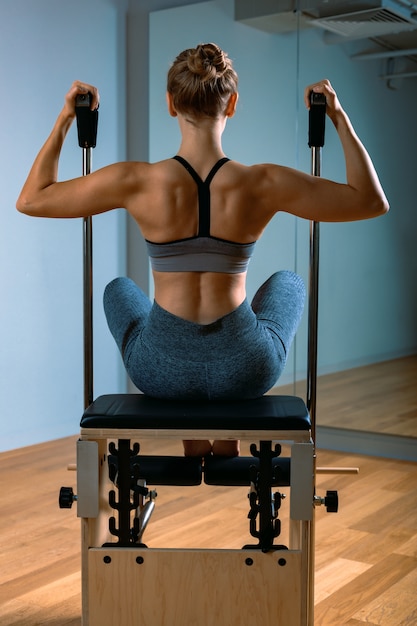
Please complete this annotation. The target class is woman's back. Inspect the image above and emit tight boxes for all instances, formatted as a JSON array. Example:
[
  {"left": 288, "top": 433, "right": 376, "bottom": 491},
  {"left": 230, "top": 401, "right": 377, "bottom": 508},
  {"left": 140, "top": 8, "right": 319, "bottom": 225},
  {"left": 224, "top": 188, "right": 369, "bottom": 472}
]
[
  {"left": 129, "top": 157, "right": 267, "bottom": 245},
  {"left": 126, "top": 156, "right": 271, "bottom": 324}
]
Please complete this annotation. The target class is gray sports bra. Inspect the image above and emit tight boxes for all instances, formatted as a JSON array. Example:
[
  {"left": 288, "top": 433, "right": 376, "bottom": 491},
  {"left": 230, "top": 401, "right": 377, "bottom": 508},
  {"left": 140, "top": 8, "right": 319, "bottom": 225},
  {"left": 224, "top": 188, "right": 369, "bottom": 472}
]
[{"left": 145, "top": 156, "right": 256, "bottom": 273}]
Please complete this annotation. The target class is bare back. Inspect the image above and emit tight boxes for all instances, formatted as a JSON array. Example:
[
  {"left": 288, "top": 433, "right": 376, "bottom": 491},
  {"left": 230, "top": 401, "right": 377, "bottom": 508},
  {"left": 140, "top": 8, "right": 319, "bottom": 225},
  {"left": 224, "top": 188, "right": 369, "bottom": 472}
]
[{"left": 126, "top": 158, "right": 273, "bottom": 324}]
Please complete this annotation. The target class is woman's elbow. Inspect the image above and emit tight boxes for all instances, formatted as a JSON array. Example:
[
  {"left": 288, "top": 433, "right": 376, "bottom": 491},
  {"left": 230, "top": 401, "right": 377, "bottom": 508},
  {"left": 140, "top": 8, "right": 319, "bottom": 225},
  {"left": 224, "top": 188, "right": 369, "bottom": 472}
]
[
  {"left": 364, "top": 189, "right": 390, "bottom": 219},
  {"left": 16, "top": 201, "right": 32, "bottom": 216},
  {"left": 16, "top": 194, "right": 29, "bottom": 215},
  {"left": 16, "top": 193, "right": 39, "bottom": 216},
  {"left": 374, "top": 194, "right": 390, "bottom": 217}
]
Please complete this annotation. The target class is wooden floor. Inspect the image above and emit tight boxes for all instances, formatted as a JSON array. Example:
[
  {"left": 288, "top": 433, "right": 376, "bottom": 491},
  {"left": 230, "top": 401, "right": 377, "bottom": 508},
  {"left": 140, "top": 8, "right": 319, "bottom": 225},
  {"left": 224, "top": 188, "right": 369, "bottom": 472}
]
[{"left": 0, "top": 435, "right": 416, "bottom": 625}]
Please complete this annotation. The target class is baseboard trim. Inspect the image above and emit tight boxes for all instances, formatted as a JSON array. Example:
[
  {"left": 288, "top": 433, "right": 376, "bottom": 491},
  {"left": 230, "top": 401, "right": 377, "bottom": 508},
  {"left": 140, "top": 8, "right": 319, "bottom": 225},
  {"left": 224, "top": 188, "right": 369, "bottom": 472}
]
[{"left": 316, "top": 426, "right": 417, "bottom": 462}]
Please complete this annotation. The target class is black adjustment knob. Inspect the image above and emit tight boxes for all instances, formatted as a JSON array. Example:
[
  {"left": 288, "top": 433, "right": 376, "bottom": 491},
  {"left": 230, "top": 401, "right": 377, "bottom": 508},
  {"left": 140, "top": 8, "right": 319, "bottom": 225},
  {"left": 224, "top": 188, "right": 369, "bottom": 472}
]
[
  {"left": 59, "top": 486, "right": 75, "bottom": 509},
  {"left": 324, "top": 490, "right": 338, "bottom": 513}
]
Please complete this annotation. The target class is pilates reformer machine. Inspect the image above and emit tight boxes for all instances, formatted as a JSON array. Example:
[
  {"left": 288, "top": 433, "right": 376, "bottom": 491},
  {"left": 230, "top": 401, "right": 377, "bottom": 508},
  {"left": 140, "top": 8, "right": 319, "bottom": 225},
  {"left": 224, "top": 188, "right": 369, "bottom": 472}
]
[{"left": 59, "top": 91, "right": 340, "bottom": 626}]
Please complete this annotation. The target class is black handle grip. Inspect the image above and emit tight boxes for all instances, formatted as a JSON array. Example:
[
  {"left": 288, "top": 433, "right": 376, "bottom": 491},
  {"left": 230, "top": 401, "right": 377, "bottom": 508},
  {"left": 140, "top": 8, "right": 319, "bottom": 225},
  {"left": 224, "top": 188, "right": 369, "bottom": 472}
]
[
  {"left": 308, "top": 92, "right": 326, "bottom": 148},
  {"left": 75, "top": 93, "right": 98, "bottom": 149}
]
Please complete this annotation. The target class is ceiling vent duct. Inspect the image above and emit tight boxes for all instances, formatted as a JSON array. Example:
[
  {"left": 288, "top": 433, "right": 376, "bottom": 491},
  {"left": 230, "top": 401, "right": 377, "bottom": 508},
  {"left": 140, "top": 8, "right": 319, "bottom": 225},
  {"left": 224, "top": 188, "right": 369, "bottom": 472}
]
[
  {"left": 235, "top": 1, "right": 417, "bottom": 37},
  {"left": 311, "top": 2, "right": 417, "bottom": 40}
]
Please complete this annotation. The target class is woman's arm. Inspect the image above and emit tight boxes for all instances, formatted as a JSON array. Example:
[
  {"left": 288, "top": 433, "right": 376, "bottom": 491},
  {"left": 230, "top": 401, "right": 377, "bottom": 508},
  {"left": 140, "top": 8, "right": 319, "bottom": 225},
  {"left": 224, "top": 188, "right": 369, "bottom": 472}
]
[
  {"left": 259, "top": 79, "right": 389, "bottom": 223},
  {"left": 16, "top": 81, "right": 141, "bottom": 218}
]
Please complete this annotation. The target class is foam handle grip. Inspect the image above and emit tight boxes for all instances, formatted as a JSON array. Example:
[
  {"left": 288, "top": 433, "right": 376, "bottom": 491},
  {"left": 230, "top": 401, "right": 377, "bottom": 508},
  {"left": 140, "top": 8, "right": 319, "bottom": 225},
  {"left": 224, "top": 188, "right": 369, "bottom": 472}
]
[
  {"left": 75, "top": 93, "right": 98, "bottom": 149},
  {"left": 308, "top": 92, "right": 326, "bottom": 148}
]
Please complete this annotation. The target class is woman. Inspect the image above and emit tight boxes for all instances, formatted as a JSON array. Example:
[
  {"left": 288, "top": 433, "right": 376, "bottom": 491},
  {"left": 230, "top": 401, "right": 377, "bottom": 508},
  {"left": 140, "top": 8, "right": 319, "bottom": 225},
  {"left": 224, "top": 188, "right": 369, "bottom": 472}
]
[{"left": 17, "top": 43, "right": 389, "bottom": 457}]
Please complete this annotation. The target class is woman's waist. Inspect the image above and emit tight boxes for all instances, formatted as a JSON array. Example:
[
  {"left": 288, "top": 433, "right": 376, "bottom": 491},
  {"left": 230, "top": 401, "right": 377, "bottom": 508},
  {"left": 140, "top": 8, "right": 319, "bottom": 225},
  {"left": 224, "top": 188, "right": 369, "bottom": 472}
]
[{"left": 153, "top": 272, "right": 246, "bottom": 324}]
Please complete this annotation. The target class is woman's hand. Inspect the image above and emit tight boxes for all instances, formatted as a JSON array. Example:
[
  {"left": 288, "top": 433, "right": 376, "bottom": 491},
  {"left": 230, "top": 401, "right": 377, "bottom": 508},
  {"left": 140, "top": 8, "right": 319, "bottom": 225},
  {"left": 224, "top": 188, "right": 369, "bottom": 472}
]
[
  {"left": 304, "top": 79, "right": 343, "bottom": 123},
  {"left": 297, "top": 78, "right": 388, "bottom": 220},
  {"left": 63, "top": 80, "right": 100, "bottom": 118},
  {"left": 17, "top": 80, "right": 101, "bottom": 216}
]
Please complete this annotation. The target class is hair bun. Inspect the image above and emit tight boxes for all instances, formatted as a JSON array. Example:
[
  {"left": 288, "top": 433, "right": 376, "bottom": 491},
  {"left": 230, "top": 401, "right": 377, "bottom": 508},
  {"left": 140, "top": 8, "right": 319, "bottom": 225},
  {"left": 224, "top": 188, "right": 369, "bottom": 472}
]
[
  {"left": 188, "top": 43, "right": 228, "bottom": 80},
  {"left": 167, "top": 43, "right": 238, "bottom": 118}
]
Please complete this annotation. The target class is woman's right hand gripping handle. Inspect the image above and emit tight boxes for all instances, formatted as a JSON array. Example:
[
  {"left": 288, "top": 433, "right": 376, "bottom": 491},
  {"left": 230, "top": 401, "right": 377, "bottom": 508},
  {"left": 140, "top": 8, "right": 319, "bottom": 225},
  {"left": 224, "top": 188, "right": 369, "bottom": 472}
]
[{"left": 305, "top": 79, "right": 389, "bottom": 220}]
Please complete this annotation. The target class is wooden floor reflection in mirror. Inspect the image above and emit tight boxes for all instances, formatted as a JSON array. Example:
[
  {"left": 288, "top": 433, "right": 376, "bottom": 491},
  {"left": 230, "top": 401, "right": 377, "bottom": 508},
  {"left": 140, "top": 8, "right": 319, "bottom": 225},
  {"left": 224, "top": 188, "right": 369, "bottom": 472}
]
[{"left": 276, "top": 355, "right": 417, "bottom": 439}]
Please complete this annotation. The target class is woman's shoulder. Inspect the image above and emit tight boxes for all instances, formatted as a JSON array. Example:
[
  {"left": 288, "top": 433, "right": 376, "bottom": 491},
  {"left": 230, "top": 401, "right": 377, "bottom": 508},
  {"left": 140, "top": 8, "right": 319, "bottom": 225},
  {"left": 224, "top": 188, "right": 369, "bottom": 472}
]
[
  {"left": 227, "top": 160, "right": 285, "bottom": 178},
  {"left": 111, "top": 158, "right": 178, "bottom": 190},
  {"left": 222, "top": 161, "right": 288, "bottom": 195}
]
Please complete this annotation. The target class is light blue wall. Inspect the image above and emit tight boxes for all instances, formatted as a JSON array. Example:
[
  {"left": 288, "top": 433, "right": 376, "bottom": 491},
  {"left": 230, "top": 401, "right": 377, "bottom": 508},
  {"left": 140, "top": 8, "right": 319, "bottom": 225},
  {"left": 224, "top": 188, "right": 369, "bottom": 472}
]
[
  {"left": 0, "top": 0, "right": 127, "bottom": 451},
  {"left": 149, "top": 0, "right": 417, "bottom": 382}
]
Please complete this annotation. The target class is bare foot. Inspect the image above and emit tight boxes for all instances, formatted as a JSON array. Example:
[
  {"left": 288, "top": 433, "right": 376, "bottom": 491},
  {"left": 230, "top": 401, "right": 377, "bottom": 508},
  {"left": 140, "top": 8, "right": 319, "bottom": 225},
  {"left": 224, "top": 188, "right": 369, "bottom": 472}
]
[
  {"left": 212, "top": 440, "right": 240, "bottom": 457},
  {"left": 183, "top": 440, "right": 212, "bottom": 457}
]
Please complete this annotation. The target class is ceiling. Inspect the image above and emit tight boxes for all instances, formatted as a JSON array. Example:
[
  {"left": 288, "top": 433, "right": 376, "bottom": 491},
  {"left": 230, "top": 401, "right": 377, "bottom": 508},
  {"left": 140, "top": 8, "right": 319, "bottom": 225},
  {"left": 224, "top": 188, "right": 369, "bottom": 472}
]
[
  {"left": 235, "top": 0, "right": 417, "bottom": 80},
  {"left": 131, "top": 0, "right": 207, "bottom": 10},
  {"left": 131, "top": 0, "right": 417, "bottom": 80}
]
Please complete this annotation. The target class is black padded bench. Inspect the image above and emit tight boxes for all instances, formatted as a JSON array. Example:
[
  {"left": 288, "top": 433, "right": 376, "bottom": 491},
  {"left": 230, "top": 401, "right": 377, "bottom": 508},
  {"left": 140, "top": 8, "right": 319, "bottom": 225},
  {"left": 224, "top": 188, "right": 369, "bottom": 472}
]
[{"left": 80, "top": 393, "right": 311, "bottom": 437}]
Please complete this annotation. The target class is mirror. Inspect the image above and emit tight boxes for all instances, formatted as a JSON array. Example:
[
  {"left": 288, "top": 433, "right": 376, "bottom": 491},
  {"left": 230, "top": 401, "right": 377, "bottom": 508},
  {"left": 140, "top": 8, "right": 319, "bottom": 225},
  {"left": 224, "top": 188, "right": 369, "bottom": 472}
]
[{"left": 147, "top": 0, "right": 417, "bottom": 459}]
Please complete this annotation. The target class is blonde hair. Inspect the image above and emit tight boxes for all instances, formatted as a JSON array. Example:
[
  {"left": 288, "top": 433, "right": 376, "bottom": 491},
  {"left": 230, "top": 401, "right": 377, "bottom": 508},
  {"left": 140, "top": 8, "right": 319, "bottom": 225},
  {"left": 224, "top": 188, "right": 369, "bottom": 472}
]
[{"left": 167, "top": 43, "right": 238, "bottom": 119}]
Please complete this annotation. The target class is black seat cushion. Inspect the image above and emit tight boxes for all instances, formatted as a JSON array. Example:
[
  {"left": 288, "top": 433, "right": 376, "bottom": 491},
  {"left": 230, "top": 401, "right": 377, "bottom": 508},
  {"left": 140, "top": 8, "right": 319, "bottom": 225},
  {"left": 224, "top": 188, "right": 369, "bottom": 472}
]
[{"left": 80, "top": 394, "right": 310, "bottom": 431}]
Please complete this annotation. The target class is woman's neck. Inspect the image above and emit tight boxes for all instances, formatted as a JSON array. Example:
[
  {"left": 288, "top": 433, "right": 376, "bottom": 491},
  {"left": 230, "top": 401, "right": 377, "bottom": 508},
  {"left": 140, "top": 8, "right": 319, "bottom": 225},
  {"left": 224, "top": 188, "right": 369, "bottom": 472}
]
[{"left": 176, "top": 115, "right": 227, "bottom": 173}]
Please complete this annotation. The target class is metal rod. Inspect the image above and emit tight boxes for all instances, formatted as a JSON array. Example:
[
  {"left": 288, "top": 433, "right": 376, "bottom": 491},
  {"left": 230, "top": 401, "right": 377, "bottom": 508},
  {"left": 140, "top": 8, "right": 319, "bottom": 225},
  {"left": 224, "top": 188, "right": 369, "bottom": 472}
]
[
  {"left": 306, "top": 146, "right": 321, "bottom": 439},
  {"left": 353, "top": 47, "right": 417, "bottom": 60},
  {"left": 82, "top": 147, "right": 93, "bottom": 408},
  {"left": 307, "top": 221, "right": 319, "bottom": 438},
  {"left": 306, "top": 144, "right": 322, "bottom": 626},
  {"left": 380, "top": 70, "right": 417, "bottom": 79}
]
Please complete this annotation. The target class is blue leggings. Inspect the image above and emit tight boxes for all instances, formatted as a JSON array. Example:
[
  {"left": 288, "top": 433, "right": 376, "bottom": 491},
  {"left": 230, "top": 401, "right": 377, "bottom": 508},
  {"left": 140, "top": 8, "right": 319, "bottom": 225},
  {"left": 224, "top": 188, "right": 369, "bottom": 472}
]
[{"left": 103, "top": 271, "right": 305, "bottom": 400}]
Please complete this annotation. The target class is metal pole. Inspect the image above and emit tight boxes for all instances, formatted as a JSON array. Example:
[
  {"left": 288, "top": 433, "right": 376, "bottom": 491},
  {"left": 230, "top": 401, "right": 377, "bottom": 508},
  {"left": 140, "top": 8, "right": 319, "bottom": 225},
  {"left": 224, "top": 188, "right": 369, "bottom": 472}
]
[
  {"left": 306, "top": 92, "right": 326, "bottom": 626},
  {"left": 306, "top": 148, "right": 321, "bottom": 440},
  {"left": 76, "top": 92, "right": 98, "bottom": 409},
  {"left": 307, "top": 149, "right": 321, "bottom": 626},
  {"left": 82, "top": 149, "right": 93, "bottom": 408}
]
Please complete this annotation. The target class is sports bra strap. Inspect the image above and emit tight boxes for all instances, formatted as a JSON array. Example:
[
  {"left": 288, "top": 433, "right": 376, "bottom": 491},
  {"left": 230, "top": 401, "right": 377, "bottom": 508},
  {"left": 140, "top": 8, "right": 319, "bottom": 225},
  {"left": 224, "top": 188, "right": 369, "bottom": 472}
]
[
  {"left": 172, "top": 155, "right": 230, "bottom": 237},
  {"left": 204, "top": 157, "right": 231, "bottom": 185}
]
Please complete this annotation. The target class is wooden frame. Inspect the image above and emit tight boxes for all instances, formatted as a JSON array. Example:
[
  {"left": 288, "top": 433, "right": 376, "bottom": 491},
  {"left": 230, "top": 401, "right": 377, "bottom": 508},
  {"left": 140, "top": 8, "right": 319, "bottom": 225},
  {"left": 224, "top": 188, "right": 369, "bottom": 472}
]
[{"left": 77, "top": 425, "right": 314, "bottom": 626}]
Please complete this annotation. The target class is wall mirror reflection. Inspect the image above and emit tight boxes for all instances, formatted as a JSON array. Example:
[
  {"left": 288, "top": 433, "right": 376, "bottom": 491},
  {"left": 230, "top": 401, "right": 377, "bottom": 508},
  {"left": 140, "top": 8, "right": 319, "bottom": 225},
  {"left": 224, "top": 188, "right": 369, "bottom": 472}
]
[{"left": 147, "top": 0, "right": 417, "bottom": 460}]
